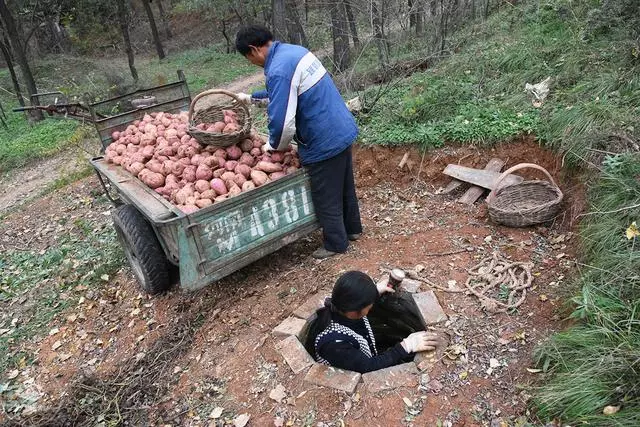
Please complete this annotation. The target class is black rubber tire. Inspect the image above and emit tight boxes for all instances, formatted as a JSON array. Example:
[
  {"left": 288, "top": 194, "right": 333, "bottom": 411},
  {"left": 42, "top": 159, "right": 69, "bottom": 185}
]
[{"left": 112, "top": 204, "right": 172, "bottom": 295}]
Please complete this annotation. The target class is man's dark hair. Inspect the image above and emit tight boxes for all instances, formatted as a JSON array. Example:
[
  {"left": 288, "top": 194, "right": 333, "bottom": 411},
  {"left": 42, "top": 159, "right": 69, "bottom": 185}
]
[{"left": 235, "top": 25, "right": 274, "bottom": 56}]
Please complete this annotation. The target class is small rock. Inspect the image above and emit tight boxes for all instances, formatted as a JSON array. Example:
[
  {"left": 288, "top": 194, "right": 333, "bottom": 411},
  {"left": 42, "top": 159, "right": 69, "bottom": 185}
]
[
  {"left": 484, "top": 235, "right": 493, "bottom": 243},
  {"left": 52, "top": 340, "right": 63, "bottom": 351},
  {"left": 603, "top": 405, "right": 620, "bottom": 415},
  {"left": 489, "top": 358, "right": 501, "bottom": 368},
  {"left": 269, "top": 384, "right": 287, "bottom": 403}
]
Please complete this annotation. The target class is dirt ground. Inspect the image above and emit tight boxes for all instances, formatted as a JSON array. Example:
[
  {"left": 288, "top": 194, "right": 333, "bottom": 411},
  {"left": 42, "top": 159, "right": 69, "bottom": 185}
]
[{"left": 0, "top": 137, "right": 584, "bottom": 426}]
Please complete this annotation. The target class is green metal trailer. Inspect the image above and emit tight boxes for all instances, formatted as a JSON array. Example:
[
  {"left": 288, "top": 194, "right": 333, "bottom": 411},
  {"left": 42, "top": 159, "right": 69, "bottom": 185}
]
[{"left": 89, "top": 72, "right": 318, "bottom": 294}]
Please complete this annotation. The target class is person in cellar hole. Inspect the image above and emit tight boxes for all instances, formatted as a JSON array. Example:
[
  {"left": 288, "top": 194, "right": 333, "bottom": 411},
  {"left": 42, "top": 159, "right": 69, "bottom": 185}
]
[{"left": 306, "top": 271, "right": 442, "bottom": 373}]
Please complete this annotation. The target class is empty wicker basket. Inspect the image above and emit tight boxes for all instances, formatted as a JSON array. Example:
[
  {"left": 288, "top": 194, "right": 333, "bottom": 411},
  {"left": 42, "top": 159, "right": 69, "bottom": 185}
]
[
  {"left": 486, "top": 163, "right": 563, "bottom": 227},
  {"left": 187, "top": 89, "right": 251, "bottom": 147}
]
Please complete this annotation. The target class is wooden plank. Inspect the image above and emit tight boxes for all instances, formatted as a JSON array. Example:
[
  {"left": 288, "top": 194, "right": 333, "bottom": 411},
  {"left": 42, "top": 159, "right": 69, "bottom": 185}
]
[
  {"left": 443, "top": 164, "right": 523, "bottom": 190},
  {"left": 458, "top": 158, "right": 505, "bottom": 205},
  {"left": 442, "top": 178, "right": 466, "bottom": 194}
]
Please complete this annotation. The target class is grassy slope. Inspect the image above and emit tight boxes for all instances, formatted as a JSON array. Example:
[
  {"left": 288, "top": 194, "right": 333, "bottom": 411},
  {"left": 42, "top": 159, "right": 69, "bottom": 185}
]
[
  {"left": 359, "top": 0, "right": 639, "bottom": 424},
  {"left": 0, "top": 44, "right": 256, "bottom": 172},
  {"left": 357, "top": 0, "right": 639, "bottom": 165}
]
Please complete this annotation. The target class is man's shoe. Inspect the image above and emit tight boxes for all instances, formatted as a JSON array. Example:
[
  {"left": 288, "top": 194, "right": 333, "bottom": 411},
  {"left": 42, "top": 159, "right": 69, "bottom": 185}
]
[
  {"left": 348, "top": 233, "right": 361, "bottom": 241},
  {"left": 312, "top": 247, "right": 338, "bottom": 259}
]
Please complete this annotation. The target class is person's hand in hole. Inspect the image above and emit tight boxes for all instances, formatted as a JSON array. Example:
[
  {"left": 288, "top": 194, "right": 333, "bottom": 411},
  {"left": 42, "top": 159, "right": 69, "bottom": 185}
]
[
  {"left": 375, "top": 275, "right": 395, "bottom": 295},
  {"left": 401, "top": 331, "right": 442, "bottom": 353}
]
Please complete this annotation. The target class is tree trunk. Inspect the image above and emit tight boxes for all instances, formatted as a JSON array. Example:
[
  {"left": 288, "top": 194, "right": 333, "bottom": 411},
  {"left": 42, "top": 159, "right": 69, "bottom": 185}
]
[
  {"left": 484, "top": 0, "right": 489, "bottom": 19},
  {"left": 155, "top": 0, "right": 172, "bottom": 39},
  {"left": 116, "top": 0, "right": 138, "bottom": 82},
  {"left": 371, "top": 0, "right": 388, "bottom": 66},
  {"left": 0, "top": 0, "right": 42, "bottom": 121},
  {"left": 415, "top": 1, "right": 424, "bottom": 34},
  {"left": 329, "top": 1, "right": 350, "bottom": 72},
  {"left": 272, "top": 0, "right": 287, "bottom": 41},
  {"left": 439, "top": 0, "right": 449, "bottom": 53},
  {"left": 142, "top": 0, "right": 165, "bottom": 59},
  {"left": 343, "top": 1, "right": 360, "bottom": 49},
  {"left": 409, "top": 0, "right": 415, "bottom": 30},
  {"left": 221, "top": 18, "right": 231, "bottom": 53},
  {"left": 0, "top": 33, "right": 24, "bottom": 106},
  {"left": 285, "top": 0, "right": 307, "bottom": 46}
]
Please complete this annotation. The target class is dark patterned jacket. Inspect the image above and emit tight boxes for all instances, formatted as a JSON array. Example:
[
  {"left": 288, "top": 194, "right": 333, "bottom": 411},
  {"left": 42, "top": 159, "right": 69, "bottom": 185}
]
[{"left": 314, "top": 312, "right": 411, "bottom": 373}]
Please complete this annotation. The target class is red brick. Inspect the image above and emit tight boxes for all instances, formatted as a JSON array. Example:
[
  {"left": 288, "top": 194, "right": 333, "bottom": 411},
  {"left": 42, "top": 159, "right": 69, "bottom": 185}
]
[
  {"left": 275, "top": 335, "right": 314, "bottom": 374},
  {"left": 411, "top": 291, "right": 447, "bottom": 325},
  {"left": 362, "top": 362, "right": 419, "bottom": 392},
  {"left": 293, "top": 294, "right": 327, "bottom": 320},
  {"left": 304, "top": 364, "right": 361, "bottom": 394},
  {"left": 272, "top": 317, "right": 309, "bottom": 340}
]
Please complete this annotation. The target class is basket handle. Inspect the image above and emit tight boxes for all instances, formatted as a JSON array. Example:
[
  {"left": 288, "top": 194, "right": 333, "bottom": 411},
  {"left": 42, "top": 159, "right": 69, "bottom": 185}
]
[
  {"left": 188, "top": 89, "right": 250, "bottom": 123},
  {"left": 486, "top": 163, "right": 559, "bottom": 204}
]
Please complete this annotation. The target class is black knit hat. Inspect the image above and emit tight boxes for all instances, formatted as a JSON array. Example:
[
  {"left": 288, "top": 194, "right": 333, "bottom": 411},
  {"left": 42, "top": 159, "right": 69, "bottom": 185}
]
[{"left": 330, "top": 271, "right": 378, "bottom": 313}]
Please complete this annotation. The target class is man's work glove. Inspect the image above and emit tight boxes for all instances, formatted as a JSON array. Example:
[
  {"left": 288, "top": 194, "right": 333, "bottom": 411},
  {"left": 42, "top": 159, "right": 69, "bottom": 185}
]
[
  {"left": 376, "top": 275, "right": 395, "bottom": 295},
  {"left": 262, "top": 141, "right": 275, "bottom": 153},
  {"left": 401, "top": 331, "right": 441, "bottom": 353},
  {"left": 236, "top": 93, "right": 252, "bottom": 105}
]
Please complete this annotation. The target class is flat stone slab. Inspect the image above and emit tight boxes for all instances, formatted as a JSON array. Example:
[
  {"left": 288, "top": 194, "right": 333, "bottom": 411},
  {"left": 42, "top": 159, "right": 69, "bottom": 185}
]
[
  {"left": 273, "top": 317, "right": 309, "bottom": 340},
  {"left": 362, "top": 362, "right": 419, "bottom": 392},
  {"left": 400, "top": 278, "right": 421, "bottom": 293},
  {"left": 304, "top": 364, "right": 361, "bottom": 394},
  {"left": 411, "top": 290, "right": 447, "bottom": 325},
  {"left": 293, "top": 294, "right": 327, "bottom": 320},
  {"left": 275, "top": 335, "right": 314, "bottom": 374}
]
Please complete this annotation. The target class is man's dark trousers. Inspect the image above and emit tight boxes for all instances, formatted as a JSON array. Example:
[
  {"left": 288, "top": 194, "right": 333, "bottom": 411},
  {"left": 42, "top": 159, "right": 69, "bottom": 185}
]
[{"left": 306, "top": 146, "right": 362, "bottom": 253}]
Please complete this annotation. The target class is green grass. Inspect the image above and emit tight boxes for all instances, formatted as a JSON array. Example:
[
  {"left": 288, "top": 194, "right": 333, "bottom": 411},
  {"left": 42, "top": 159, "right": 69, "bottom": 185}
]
[
  {"left": 0, "top": 198, "right": 124, "bottom": 374},
  {"left": 356, "top": 0, "right": 640, "bottom": 162},
  {"left": 532, "top": 153, "right": 640, "bottom": 425},
  {"left": 0, "top": 43, "right": 258, "bottom": 173}
]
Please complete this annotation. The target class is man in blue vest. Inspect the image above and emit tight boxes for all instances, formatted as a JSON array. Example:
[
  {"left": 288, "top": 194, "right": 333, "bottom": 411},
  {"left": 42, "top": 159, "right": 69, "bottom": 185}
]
[{"left": 235, "top": 25, "right": 362, "bottom": 259}]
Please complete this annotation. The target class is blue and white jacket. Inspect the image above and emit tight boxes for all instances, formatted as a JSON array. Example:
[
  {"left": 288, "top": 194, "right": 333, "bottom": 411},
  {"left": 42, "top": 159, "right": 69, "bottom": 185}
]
[{"left": 251, "top": 41, "right": 358, "bottom": 165}]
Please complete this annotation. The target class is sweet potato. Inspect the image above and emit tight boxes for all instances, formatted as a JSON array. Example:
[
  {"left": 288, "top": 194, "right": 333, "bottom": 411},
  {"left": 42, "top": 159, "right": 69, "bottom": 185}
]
[
  {"left": 129, "top": 162, "right": 145, "bottom": 176},
  {"left": 174, "top": 187, "right": 191, "bottom": 205},
  {"left": 179, "top": 204, "right": 199, "bottom": 214},
  {"left": 190, "top": 154, "right": 204, "bottom": 166},
  {"left": 195, "top": 179, "right": 210, "bottom": 193},
  {"left": 182, "top": 165, "right": 197, "bottom": 182},
  {"left": 250, "top": 170, "right": 269, "bottom": 187},
  {"left": 210, "top": 178, "right": 228, "bottom": 195},
  {"left": 212, "top": 121, "right": 226, "bottom": 133},
  {"left": 111, "top": 131, "right": 120, "bottom": 141},
  {"left": 203, "top": 156, "right": 218, "bottom": 168},
  {"left": 242, "top": 181, "right": 256, "bottom": 192},
  {"left": 256, "top": 161, "right": 283, "bottom": 173},
  {"left": 240, "top": 138, "right": 254, "bottom": 152},
  {"left": 146, "top": 160, "right": 164, "bottom": 174},
  {"left": 233, "top": 174, "right": 247, "bottom": 187},
  {"left": 226, "top": 145, "right": 242, "bottom": 160},
  {"left": 214, "top": 148, "right": 227, "bottom": 159},
  {"left": 115, "top": 144, "right": 126, "bottom": 155},
  {"left": 250, "top": 147, "right": 261, "bottom": 157},
  {"left": 285, "top": 166, "right": 299, "bottom": 175},
  {"left": 225, "top": 160, "right": 238, "bottom": 171},
  {"left": 171, "top": 162, "right": 186, "bottom": 176},
  {"left": 195, "top": 164, "right": 213, "bottom": 181},
  {"left": 185, "top": 196, "right": 197, "bottom": 206},
  {"left": 213, "top": 168, "right": 225, "bottom": 178},
  {"left": 228, "top": 183, "right": 242, "bottom": 197},
  {"left": 200, "top": 189, "right": 216, "bottom": 200},
  {"left": 238, "top": 152, "right": 255, "bottom": 167},
  {"left": 235, "top": 163, "right": 251, "bottom": 179},
  {"left": 221, "top": 171, "right": 236, "bottom": 182},
  {"left": 138, "top": 169, "right": 165, "bottom": 189},
  {"left": 112, "top": 156, "right": 123, "bottom": 165},
  {"left": 270, "top": 151, "right": 284, "bottom": 163},
  {"left": 253, "top": 139, "right": 263, "bottom": 149},
  {"left": 214, "top": 194, "right": 228, "bottom": 203},
  {"left": 270, "top": 172, "right": 286, "bottom": 180},
  {"left": 195, "top": 198, "right": 213, "bottom": 208}
]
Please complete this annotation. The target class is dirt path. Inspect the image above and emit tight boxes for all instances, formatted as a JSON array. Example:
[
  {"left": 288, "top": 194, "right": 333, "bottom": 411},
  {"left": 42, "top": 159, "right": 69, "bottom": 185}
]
[
  {"left": 0, "top": 140, "right": 586, "bottom": 425},
  {"left": 0, "top": 146, "right": 95, "bottom": 216}
]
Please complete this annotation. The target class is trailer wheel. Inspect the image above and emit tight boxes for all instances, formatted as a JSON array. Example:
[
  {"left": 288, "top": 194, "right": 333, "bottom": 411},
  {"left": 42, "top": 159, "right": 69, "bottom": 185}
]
[{"left": 112, "top": 204, "right": 172, "bottom": 295}]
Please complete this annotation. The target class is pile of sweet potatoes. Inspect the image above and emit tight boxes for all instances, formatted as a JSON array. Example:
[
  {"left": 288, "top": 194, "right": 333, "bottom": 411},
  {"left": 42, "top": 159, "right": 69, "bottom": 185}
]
[{"left": 104, "top": 111, "right": 299, "bottom": 214}]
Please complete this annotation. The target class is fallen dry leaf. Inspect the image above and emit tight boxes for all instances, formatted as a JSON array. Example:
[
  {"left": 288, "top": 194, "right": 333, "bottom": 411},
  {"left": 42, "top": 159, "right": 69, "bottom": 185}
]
[
  {"left": 526, "top": 368, "right": 542, "bottom": 373},
  {"left": 603, "top": 405, "right": 620, "bottom": 415},
  {"left": 48, "top": 328, "right": 60, "bottom": 336},
  {"left": 233, "top": 413, "right": 250, "bottom": 427},
  {"left": 52, "top": 341, "right": 63, "bottom": 351},
  {"left": 209, "top": 407, "right": 224, "bottom": 419},
  {"left": 7, "top": 369, "right": 19, "bottom": 380},
  {"left": 402, "top": 397, "right": 413, "bottom": 407}
]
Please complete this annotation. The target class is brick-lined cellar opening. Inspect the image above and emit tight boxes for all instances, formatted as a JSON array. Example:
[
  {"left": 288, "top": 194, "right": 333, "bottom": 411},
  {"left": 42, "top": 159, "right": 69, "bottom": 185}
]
[{"left": 271, "top": 279, "right": 448, "bottom": 393}]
